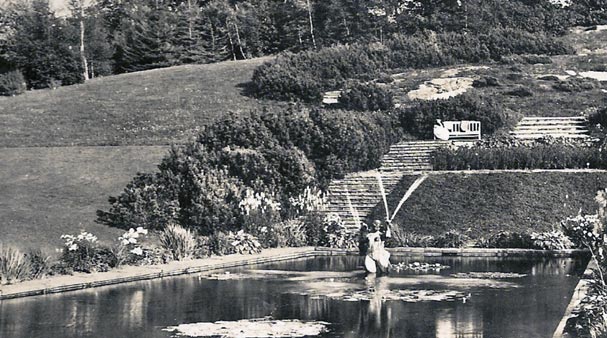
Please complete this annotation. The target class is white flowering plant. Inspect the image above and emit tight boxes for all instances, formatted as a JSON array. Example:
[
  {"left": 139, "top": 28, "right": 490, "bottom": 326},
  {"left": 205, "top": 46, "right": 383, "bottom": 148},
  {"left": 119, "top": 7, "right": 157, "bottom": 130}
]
[
  {"left": 239, "top": 189, "right": 282, "bottom": 248},
  {"left": 114, "top": 227, "right": 149, "bottom": 266},
  {"left": 59, "top": 231, "right": 107, "bottom": 273},
  {"left": 320, "top": 213, "right": 358, "bottom": 249},
  {"left": 288, "top": 186, "right": 327, "bottom": 217}
]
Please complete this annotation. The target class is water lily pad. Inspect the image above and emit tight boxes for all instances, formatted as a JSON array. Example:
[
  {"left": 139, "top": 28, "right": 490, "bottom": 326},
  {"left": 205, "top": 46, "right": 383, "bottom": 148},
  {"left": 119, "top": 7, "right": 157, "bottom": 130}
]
[
  {"left": 164, "top": 318, "right": 330, "bottom": 337},
  {"left": 392, "top": 262, "right": 450, "bottom": 273},
  {"left": 451, "top": 272, "right": 527, "bottom": 279}
]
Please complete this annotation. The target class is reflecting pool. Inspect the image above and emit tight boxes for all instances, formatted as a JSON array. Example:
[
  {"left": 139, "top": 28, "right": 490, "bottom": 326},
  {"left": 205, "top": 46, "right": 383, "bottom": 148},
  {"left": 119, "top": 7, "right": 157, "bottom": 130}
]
[{"left": 0, "top": 255, "right": 588, "bottom": 338}]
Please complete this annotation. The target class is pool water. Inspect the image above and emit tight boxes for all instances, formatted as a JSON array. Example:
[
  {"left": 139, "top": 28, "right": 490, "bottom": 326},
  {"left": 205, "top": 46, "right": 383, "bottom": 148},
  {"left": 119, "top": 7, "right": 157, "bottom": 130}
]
[{"left": 0, "top": 255, "right": 588, "bottom": 338}]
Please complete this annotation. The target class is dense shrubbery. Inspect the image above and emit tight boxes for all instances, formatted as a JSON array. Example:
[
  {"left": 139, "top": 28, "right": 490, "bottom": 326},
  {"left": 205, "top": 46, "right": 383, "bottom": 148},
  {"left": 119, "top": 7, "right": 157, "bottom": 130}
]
[
  {"left": 338, "top": 83, "right": 394, "bottom": 111},
  {"left": 0, "top": 70, "right": 26, "bottom": 96},
  {"left": 99, "top": 107, "right": 400, "bottom": 236},
  {"left": 432, "top": 140, "right": 607, "bottom": 170},
  {"left": 553, "top": 77, "right": 599, "bottom": 92},
  {"left": 589, "top": 107, "right": 607, "bottom": 128},
  {"left": 398, "top": 93, "right": 510, "bottom": 139},
  {"left": 251, "top": 29, "right": 573, "bottom": 102}
]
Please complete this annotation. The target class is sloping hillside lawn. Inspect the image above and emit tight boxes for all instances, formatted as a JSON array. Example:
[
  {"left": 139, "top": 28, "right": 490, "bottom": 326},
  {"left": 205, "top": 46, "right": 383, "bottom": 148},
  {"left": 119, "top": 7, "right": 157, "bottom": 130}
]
[
  {"left": 0, "top": 57, "right": 280, "bottom": 147},
  {"left": 0, "top": 146, "right": 168, "bottom": 253},
  {"left": 367, "top": 172, "right": 607, "bottom": 238}
]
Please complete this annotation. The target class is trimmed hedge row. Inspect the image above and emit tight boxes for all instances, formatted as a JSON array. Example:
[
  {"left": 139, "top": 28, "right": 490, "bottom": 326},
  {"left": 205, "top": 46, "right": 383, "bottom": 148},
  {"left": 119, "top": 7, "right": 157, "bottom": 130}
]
[
  {"left": 432, "top": 142, "right": 607, "bottom": 170},
  {"left": 251, "top": 29, "right": 574, "bottom": 102}
]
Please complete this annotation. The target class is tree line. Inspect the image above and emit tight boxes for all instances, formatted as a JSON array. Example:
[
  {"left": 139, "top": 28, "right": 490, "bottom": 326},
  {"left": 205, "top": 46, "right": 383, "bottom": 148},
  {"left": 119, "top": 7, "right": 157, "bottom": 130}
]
[{"left": 0, "top": 0, "right": 606, "bottom": 92}]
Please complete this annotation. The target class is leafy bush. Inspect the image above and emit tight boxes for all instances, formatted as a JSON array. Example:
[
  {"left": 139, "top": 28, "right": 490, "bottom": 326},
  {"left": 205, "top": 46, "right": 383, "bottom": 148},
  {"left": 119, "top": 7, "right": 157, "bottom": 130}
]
[
  {"left": 562, "top": 213, "right": 603, "bottom": 249},
  {"left": 101, "top": 107, "right": 401, "bottom": 235},
  {"left": 228, "top": 230, "right": 262, "bottom": 255},
  {"left": 0, "top": 245, "right": 31, "bottom": 284},
  {"left": 505, "top": 86, "right": 533, "bottom": 97},
  {"left": 398, "top": 93, "right": 509, "bottom": 139},
  {"left": 432, "top": 231, "right": 470, "bottom": 248},
  {"left": 251, "top": 29, "right": 572, "bottom": 102},
  {"left": 530, "top": 231, "right": 573, "bottom": 250},
  {"left": 279, "top": 219, "right": 309, "bottom": 247},
  {"left": 26, "top": 249, "right": 51, "bottom": 279},
  {"left": 553, "top": 77, "right": 598, "bottom": 92},
  {"left": 476, "top": 231, "right": 534, "bottom": 249},
  {"left": 319, "top": 213, "right": 358, "bottom": 249},
  {"left": 59, "top": 231, "right": 113, "bottom": 273},
  {"left": 432, "top": 142, "right": 607, "bottom": 170},
  {"left": 159, "top": 223, "right": 197, "bottom": 261},
  {"left": 385, "top": 228, "right": 434, "bottom": 248},
  {"left": 0, "top": 70, "right": 26, "bottom": 96},
  {"left": 472, "top": 76, "right": 500, "bottom": 88},
  {"left": 113, "top": 227, "right": 149, "bottom": 266},
  {"left": 538, "top": 75, "right": 560, "bottom": 81},
  {"left": 209, "top": 231, "right": 237, "bottom": 256},
  {"left": 338, "top": 83, "right": 394, "bottom": 111},
  {"left": 589, "top": 107, "right": 607, "bottom": 128}
]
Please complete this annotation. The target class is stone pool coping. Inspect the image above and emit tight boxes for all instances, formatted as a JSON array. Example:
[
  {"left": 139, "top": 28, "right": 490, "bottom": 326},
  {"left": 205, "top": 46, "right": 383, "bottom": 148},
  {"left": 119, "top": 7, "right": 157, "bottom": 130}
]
[
  {"left": 0, "top": 247, "right": 588, "bottom": 301},
  {"left": 552, "top": 258, "right": 597, "bottom": 338}
]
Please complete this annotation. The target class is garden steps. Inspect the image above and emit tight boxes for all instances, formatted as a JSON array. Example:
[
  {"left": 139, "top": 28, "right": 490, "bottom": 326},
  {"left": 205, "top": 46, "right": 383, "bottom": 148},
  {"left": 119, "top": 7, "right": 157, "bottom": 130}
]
[
  {"left": 325, "top": 170, "right": 413, "bottom": 229},
  {"left": 510, "top": 116, "right": 590, "bottom": 140},
  {"left": 326, "top": 140, "right": 446, "bottom": 228},
  {"left": 380, "top": 141, "right": 447, "bottom": 172}
]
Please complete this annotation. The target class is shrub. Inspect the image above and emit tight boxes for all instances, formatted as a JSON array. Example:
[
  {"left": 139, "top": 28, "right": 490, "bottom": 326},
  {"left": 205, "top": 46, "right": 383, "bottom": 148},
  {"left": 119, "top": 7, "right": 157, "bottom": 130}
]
[
  {"left": 385, "top": 228, "right": 434, "bottom": 248},
  {"left": 538, "top": 75, "right": 560, "bottom": 81},
  {"left": 530, "top": 231, "right": 573, "bottom": 250},
  {"left": 251, "top": 29, "right": 572, "bottom": 102},
  {"left": 280, "top": 219, "right": 309, "bottom": 247},
  {"left": 59, "top": 231, "right": 114, "bottom": 273},
  {"left": 553, "top": 77, "right": 598, "bottom": 92},
  {"left": 476, "top": 231, "right": 534, "bottom": 249},
  {"left": 432, "top": 231, "right": 470, "bottom": 248},
  {"left": 337, "top": 83, "right": 394, "bottom": 111},
  {"left": 209, "top": 231, "right": 237, "bottom": 256},
  {"left": 318, "top": 213, "right": 358, "bottom": 249},
  {"left": 0, "top": 70, "right": 26, "bottom": 96},
  {"left": 398, "top": 93, "right": 508, "bottom": 139},
  {"left": 472, "top": 76, "right": 500, "bottom": 88},
  {"left": 159, "top": 223, "right": 197, "bottom": 261},
  {"left": 522, "top": 54, "right": 553, "bottom": 64},
  {"left": 589, "top": 107, "right": 607, "bottom": 128},
  {"left": 432, "top": 141, "right": 607, "bottom": 171},
  {"left": 228, "top": 230, "right": 262, "bottom": 254},
  {"left": 26, "top": 249, "right": 51, "bottom": 279},
  {"left": 505, "top": 86, "right": 533, "bottom": 97},
  {"left": 0, "top": 245, "right": 31, "bottom": 284},
  {"left": 113, "top": 227, "right": 149, "bottom": 267}
]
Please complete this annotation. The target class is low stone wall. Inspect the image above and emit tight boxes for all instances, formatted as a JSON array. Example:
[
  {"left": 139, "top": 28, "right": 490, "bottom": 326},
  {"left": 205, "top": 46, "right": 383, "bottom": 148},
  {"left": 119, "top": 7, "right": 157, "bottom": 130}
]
[{"left": 552, "top": 259, "right": 597, "bottom": 338}]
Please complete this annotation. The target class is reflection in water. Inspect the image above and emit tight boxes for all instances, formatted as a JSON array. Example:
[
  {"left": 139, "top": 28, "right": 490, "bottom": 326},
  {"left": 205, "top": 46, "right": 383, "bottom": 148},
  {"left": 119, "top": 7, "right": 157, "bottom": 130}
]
[{"left": 0, "top": 256, "right": 589, "bottom": 338}]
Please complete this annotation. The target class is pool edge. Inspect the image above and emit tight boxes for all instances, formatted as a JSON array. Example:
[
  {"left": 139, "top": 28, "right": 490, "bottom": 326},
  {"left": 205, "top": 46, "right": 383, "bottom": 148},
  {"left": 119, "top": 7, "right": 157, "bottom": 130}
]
[{"left": 0, "top": 247, "right": 589, "bottom": 301}]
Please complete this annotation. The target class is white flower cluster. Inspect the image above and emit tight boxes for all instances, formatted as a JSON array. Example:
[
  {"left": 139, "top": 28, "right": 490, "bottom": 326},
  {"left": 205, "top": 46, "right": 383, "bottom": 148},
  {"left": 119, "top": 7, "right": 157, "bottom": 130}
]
[
  {"left": 239, "top": 189, "right": 281, "bottom": 215},
  {"left": 118, "top": 227, "right": 148, "bottom": 256},
  {"left": 289, "top": 186, "right": 327, "bottom": 215},
  {"left": 61, "top": 231, "right": 98, "bottom": 252}
]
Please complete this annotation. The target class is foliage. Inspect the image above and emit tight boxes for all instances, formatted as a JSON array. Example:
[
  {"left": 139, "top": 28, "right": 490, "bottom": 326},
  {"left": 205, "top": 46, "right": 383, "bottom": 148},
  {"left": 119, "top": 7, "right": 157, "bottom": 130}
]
[
  {"left": 26, "top": 249, "right": 51, "bottom": 279},
  {"left": 59, "top": 231, "right": 113, "bottom": 273},
  {"left": 589, "top": 107, "right": 607, "bottom": 129},
  {"left": 0, "top": 69, "right": 26, "bottom": 96},
  {"left": 505, "top": 86, "right": 534, "bottom": 97},
  {"left": 279, "top": 219, "right": 309, "bottom": 247},
  {"left": 385, "top": 229, "right": 435, "bottom": 248},
  {"left": 475, "top": 231, "right": 534, "bottom": 249},
  {"left": 159, "top": 223, "right": 197, "bottom": 261},
  {"left": 431, "top": 230, "right": 470, "bottom": 248},
  {"left": 228, "top": 230, "right": 262, "bottom": 255},
  {"left": 472, "top": 76, "right": 500, "bottom": 88},
  {"left": 432, "top": 141, "right": 607, "bottom": 170},
  {"left": 398, "top": 93, "right": 509, "bottom": 139},
  {"left": 562, "top": 213, "right": 603, "bottom": 249},
  {"left": 251, "top": 29, "right": 573, "bottom": 102},
  {"left": 318, "top": 213, "right": 358, "bottom": 249},
  {"left": 209, "top": 231, "right": 237, "bottom": 256},
  {"left": 337, "top": 82, "right": 394, "bottom": 111},
  {"left": 113, "top": 227, "right": 149, "bottom": 266},
  {"left": 0, "top": 245, "right": 31, "bottom": 284},
  {"left": 530, "top": 231, "right": 573, "bottom": 250},
  {"left": 553, "top": 77, "right": 599, "bottom": 92}
]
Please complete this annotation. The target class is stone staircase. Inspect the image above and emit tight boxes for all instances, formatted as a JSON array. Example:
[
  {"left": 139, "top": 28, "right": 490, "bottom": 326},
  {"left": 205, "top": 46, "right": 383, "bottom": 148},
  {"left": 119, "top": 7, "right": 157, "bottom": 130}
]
[
  {"left": 380, "top": 141, "right": 448, "bottom": 172},
  {"left": 325, "top": 170, "right": 406, "bottom": 229},
  {"left": 510, "top": 116, "right": 589, "bottom": 140},
  {"left": 325, "top": 140, "right": 450, "bottom": 229}
]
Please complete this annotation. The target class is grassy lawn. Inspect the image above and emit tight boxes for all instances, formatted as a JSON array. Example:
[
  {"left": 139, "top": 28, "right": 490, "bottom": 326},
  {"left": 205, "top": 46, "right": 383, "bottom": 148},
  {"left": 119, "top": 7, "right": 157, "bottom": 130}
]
[
  {"left": 0, "top": 146, "right": 168, "bottom": 253},
  {"left": 0, "top": 57, "right": 281, "bottom": 148},
  {"left": 367, "top": 172, "right": 607, "bottom": 239}
]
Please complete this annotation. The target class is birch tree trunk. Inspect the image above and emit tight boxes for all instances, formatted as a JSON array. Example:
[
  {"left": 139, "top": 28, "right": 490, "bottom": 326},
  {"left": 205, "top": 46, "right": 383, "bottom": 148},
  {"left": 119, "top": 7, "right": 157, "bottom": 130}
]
[{"left": 306, "top": 0, "right": 316, "bottom": 49}]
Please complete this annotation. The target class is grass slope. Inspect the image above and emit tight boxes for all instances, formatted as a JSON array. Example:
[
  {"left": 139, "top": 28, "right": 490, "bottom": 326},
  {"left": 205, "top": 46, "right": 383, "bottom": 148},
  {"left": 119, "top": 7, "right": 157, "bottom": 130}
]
[
  {"left": 0, "top": 146, "right": 168, "bottom": 253},
  {"left": 0, "top": 57, "right": 281, "bottom": 147},
  {"left": 367, "top": 172, "right": 607, "bottom": 238}
]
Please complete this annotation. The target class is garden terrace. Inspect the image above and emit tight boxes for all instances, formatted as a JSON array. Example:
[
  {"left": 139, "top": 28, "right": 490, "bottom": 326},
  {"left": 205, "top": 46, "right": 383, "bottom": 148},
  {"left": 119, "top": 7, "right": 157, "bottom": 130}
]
[{"left": 366, "top": 171, "right": 607, "bottom": 239}]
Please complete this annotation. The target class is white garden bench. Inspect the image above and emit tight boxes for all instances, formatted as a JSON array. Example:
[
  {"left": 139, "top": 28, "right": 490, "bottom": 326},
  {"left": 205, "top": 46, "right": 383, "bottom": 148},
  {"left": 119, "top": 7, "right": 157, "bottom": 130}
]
[{"left": 434, "top": 120, "right": 481, "bottom": 141}]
